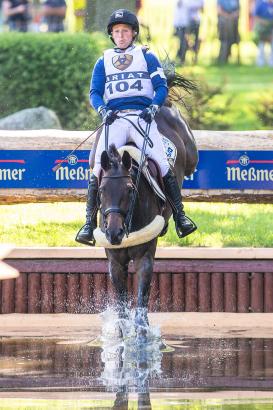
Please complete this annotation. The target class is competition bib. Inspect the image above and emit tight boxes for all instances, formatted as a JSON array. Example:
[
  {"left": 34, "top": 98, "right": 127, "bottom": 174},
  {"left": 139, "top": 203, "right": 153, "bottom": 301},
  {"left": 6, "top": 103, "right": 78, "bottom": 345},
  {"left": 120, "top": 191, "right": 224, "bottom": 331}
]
[{"left": 103, "top": 45, "right": 154, "bottom": 102}]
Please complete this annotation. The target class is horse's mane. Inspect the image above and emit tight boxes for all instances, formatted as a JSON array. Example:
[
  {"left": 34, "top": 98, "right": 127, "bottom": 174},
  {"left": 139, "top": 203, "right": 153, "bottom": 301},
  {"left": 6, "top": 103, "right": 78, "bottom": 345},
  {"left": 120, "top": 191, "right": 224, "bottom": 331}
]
[{"left": 108, "top": 144, "right": 121, "bottom": 168}]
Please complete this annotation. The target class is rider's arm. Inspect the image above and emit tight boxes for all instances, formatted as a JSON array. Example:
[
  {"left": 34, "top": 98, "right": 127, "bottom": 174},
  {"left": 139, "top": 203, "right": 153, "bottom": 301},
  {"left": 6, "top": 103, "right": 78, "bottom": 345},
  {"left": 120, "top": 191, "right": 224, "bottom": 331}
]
[
  {"left": 89, "top": 57, "right": 106, "bottom": 112},
  {"left": 144, "top": 51, "right": 168, "bottom": 107}
]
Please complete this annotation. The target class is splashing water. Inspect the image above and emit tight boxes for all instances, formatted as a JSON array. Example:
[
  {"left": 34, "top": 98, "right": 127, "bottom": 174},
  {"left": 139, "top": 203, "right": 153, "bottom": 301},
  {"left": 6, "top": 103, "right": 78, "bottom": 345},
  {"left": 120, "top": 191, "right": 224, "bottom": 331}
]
[{"left": 100, "top": 308, "right": 163, "bottom": 393}]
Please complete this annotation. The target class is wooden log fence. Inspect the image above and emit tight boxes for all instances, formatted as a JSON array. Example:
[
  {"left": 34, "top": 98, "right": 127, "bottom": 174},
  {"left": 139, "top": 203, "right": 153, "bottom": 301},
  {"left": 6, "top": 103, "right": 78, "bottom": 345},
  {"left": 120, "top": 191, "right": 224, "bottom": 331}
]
[{"left": 1, "top": 247, "right": 273, "bottom": 314}]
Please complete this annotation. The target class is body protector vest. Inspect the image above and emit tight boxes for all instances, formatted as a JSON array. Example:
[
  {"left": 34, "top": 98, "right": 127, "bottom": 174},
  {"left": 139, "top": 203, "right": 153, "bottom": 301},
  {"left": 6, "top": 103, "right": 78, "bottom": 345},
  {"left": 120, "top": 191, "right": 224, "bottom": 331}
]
[{"left": 103, "top": 45, "right": 154, "bottom": 104}]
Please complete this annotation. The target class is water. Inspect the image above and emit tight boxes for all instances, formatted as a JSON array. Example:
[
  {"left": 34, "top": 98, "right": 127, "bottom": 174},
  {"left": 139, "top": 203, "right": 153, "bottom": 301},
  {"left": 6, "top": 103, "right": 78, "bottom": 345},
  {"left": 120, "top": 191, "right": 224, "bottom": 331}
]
[{"left": 0, "top": 309, "right": 273, "bottom": 409}]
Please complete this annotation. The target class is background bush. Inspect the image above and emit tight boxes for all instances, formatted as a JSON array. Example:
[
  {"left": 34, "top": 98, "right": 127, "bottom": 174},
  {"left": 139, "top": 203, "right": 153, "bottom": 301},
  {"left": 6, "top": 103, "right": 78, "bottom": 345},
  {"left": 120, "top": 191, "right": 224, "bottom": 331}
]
[
  {"left": 0, "top": 33, "right": 108, "bottom": 130},
  {"left": 255, "top": 93, "right": 273, "bottom": 129},
  {"left": 173, "top": 74, "right": 233, "bottom": 130}
]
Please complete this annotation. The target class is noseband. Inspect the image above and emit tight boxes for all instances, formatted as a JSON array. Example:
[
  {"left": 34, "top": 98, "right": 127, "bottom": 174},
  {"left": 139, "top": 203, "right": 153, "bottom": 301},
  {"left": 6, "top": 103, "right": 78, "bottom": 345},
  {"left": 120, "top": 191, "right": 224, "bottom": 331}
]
[{"left": 99, "top": 174, "right": 135, "bottom": 235}]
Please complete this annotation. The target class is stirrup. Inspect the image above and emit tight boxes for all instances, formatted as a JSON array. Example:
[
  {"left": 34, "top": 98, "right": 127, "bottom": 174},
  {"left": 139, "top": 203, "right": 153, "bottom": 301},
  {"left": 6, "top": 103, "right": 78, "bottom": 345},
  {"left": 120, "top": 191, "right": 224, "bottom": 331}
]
[
  {"left": 75, "top": 224, "right": 96, "bottom": 247},
  {"left": 175, "top": 215, "right": 197, "bottom": 239}
]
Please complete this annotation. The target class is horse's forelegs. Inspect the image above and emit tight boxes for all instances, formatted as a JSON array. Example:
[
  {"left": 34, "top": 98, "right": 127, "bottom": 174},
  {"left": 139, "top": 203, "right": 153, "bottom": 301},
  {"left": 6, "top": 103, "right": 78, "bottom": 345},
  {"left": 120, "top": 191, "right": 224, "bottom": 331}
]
[
  {"left": 135, "top": 254, "right": 154, "bottom": 309},
  {"left": 134, "top": 253, "right": 154, "bottom": 328},
  {"left": 109, "top": 259, "right": 129, "bottom": 319}
]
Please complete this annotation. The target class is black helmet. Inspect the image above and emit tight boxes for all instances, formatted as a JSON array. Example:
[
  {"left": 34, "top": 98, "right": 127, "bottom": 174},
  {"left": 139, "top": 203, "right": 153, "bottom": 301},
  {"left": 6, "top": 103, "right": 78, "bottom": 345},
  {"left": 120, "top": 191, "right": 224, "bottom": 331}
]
[{"left": 107, "top": 9, "right": 139, "bottom": 36}]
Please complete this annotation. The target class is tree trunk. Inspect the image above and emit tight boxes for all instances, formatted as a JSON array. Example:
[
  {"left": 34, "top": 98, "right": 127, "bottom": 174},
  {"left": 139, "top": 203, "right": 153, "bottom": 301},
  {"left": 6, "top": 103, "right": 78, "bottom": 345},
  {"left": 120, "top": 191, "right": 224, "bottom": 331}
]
[{"left": 85, "top": 0, "right": 136, "bottom": 32}]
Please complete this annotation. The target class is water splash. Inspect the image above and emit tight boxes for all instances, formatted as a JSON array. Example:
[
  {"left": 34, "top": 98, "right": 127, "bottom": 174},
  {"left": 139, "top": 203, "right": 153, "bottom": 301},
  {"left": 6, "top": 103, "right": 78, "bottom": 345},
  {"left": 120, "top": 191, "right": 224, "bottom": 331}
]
[{"left": 100, "top": 308, "right": 163, "bottom": 393}]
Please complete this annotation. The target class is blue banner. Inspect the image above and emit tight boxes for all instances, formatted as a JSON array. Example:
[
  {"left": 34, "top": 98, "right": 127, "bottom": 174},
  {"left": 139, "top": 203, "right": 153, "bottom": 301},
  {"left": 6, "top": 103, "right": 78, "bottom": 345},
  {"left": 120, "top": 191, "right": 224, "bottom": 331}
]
[{"left": 0, "top": 150, "right": 272, "bottom": 190}]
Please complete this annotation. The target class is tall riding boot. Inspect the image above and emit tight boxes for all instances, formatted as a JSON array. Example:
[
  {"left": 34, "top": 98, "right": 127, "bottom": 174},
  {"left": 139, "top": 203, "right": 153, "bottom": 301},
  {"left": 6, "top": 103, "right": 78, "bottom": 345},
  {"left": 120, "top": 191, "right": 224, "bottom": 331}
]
[
  {"left": 163, "top": 169, "right": 197, "bottom": 238},
  {"left": 75, "top": 174, "right": 98, "bottom": 246}
]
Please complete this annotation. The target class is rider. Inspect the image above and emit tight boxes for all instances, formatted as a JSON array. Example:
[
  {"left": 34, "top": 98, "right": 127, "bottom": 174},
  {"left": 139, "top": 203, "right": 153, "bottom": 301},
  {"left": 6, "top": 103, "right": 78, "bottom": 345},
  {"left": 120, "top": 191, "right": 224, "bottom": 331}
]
[{"left": 76, "top": 8, "right": 196, "bottom": 245}]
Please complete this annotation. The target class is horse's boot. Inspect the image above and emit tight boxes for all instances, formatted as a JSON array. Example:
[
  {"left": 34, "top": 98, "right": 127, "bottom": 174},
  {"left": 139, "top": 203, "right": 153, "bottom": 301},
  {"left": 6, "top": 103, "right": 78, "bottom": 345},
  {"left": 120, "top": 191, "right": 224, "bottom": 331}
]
[
  {"left": 163, "top": 169, "right": 197, "bottom": 238},
  {"left": 75, "top": 174, "right": 98, "bottom": 246}
]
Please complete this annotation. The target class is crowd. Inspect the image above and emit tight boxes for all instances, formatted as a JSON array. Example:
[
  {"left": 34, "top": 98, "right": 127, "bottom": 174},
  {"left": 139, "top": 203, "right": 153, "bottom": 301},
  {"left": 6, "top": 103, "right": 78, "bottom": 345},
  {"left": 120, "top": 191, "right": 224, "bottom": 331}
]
[
  {"left": 174, "top": 0, "right": 273, "bottom": 66},
  {"left": 0, "top": 0, "right": 272, "bottom": 66},
  {"left": 0, "top": 0, "right": 67, "bottom": 32}
]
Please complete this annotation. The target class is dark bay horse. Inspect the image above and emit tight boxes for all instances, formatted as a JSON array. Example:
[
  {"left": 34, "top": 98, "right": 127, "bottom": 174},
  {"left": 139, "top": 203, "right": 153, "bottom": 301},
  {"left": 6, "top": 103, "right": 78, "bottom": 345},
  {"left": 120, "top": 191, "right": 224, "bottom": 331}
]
[{"left": 94, "top": 102, "right": 198, "bottom": 335}]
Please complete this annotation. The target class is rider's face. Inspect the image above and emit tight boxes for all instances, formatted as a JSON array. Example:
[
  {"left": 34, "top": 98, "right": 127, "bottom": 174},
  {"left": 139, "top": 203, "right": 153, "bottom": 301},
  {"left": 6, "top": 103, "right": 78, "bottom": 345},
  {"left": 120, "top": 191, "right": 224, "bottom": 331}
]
[{"left": 112, "top": 24, "right": 134, "bottom": 49}]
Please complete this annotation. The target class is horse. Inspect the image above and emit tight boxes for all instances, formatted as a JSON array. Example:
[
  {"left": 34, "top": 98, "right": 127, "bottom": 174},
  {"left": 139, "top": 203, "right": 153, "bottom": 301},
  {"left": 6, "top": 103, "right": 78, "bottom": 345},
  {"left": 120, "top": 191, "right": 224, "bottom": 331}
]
[{"left": 91, "top": 91, "right": 198, "bottom": 337}]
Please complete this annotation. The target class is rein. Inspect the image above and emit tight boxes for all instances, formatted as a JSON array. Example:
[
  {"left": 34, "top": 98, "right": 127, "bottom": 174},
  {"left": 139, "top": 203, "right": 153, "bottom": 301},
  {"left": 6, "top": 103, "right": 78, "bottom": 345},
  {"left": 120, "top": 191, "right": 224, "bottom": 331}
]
[
  {"left": 101, "top": 113, "right": 152, "bottom": 237},
  {"left": 126, "top": 121, "right": 151, "bottom": 235}
]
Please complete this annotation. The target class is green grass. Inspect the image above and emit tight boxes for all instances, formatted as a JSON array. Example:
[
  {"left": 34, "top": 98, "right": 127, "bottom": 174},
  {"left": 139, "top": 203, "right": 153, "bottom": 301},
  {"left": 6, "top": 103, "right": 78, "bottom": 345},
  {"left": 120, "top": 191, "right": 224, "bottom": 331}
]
[
  {"left": 181, "top": 64, "right": 273, "bottom": 130},
  {"left": 1, "top": 398, "right": 273, "bottom": 409},
  {"left": 0, "top": 202, "right": 272, "bottom": 247}
]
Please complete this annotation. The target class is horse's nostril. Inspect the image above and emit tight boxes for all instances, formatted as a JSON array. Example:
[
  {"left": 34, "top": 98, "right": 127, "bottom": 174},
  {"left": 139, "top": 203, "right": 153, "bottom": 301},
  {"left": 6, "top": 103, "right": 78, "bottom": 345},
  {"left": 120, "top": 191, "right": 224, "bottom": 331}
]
[{"left": 118, "top": 228, "right": 124, "bottom": 237}]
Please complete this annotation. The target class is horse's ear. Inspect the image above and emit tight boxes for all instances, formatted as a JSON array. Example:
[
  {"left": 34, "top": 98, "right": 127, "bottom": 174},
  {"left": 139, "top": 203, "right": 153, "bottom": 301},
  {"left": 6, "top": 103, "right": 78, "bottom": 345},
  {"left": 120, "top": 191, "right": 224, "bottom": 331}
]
[
  {"left": 122, "top": 151, "right": 132, "bottom": 171},
  {"left": 101, "top": 150, "right": 110, "bottom": 171}
]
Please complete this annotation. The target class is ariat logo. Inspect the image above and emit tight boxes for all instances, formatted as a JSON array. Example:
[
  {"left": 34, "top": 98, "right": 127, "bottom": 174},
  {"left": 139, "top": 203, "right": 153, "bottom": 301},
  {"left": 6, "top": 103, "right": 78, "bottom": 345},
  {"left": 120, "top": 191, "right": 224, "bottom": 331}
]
[{"left": 112, "top": 54, "right": 133, "bottom": 71}]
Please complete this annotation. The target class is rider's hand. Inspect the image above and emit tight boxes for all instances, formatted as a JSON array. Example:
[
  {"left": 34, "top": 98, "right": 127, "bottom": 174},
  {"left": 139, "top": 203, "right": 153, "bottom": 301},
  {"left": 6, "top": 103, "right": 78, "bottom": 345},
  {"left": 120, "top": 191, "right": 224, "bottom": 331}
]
[
  {"left": 139, "top": 104, "right": 159, "bottom": 124},
  {"left": 98, "top": 107, "right": 117, "bottom": 126}
]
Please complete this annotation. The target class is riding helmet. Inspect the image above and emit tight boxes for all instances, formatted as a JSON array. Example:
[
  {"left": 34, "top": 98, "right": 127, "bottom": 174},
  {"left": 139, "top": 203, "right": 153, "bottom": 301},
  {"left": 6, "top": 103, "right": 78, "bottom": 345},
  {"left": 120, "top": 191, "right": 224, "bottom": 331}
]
[{"left": 107, "top": 9, "right": 139, "bottom": 36}]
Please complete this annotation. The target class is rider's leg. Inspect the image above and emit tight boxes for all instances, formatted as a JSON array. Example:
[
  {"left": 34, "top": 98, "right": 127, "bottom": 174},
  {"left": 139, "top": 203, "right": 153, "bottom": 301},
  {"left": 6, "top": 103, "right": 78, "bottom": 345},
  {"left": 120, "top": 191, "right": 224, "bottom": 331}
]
[
  {"left": 76, "top": 121, "right": 129, "bottom": 245},
  {"left": 75, "top": 173, "right": 98, "bottom": 244},
  {"left": 163, "top": 168, "right": 196, "bottom": 238},
  {"left": 132, "top": 118, "right": 196, "bottom": 238},
  {"left": 92, "top": 119, "right": 129, "bottom": 176}
]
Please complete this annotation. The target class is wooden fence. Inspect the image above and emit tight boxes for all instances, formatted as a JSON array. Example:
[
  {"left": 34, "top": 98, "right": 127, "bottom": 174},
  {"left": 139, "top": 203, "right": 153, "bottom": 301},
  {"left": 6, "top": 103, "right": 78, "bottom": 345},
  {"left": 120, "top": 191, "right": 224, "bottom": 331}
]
[{"left": 1, "top": 247, "right": 273, "bottom": 314}]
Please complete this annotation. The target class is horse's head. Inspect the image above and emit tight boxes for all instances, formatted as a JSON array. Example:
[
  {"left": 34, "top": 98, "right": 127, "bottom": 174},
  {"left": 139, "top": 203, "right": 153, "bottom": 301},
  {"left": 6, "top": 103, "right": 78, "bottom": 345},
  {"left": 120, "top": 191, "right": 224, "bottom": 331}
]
[{"left": 99, "top": 144, "right": 133, "bottom": 245}]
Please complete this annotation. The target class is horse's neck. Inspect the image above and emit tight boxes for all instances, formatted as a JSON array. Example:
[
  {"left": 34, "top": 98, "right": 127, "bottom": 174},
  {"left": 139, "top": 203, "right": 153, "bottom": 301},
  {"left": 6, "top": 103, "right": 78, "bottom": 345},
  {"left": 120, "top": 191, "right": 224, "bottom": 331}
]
[{"left": 131, "top": 175, "right": 159, "bottom": 231}]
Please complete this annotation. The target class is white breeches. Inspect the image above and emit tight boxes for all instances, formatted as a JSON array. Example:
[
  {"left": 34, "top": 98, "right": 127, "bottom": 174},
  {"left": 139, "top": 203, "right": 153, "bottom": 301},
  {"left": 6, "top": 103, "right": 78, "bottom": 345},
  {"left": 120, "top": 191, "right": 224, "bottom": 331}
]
[{"left": 92, "top": 111, "right": 170, "bottom": 178}]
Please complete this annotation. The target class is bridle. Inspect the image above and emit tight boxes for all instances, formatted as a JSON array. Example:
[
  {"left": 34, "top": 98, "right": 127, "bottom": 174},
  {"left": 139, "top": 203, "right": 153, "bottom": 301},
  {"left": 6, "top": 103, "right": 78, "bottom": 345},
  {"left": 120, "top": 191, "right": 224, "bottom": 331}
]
[{"left": 99, "top": 174, "right": 136, "bottom": 236}]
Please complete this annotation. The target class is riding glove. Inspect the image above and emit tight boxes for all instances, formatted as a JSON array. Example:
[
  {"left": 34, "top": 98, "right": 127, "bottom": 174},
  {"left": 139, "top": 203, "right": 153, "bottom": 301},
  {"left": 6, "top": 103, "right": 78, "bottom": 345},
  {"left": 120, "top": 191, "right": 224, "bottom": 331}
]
[
  {"left": 98, "top": 106, "right": 117, "bottom": 125},
  {"left": 139, "top": 104, "right": 159, "bottom": 123}
]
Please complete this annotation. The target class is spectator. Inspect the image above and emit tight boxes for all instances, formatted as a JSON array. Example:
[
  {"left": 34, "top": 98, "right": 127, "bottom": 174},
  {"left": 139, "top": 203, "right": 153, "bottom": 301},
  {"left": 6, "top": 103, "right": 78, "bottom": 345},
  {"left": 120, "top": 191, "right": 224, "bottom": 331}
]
[
  {"left": 217, "top": 0, "right": 240, "bottom": 64},
  {"left": 2, "top": 0, "right": 29, "bottom": 31},
  {"left": 41, "top": 0, "right": 66, "bottom": 32},
  {"left": 253, "top": 0, "right": 273, "bottom": 66},
  {"left": 135, "top": 0, "right": 142, "bottom": 13},
  {"left": 73, "top": 0, "right": 86, "bottom": 32},
  {"left": 174, "top": 0, "right": 204, "bottom": 64}
]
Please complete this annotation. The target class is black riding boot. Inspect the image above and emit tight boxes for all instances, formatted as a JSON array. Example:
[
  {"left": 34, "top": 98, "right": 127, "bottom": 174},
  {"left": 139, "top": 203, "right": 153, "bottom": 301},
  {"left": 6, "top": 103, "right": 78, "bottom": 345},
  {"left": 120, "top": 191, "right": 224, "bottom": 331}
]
[
  {"left": 75, "top": 174, "right": 98, "bottom": 246},
  {"left": 163, "top": 169, "right": 197, "bottom": 238}
]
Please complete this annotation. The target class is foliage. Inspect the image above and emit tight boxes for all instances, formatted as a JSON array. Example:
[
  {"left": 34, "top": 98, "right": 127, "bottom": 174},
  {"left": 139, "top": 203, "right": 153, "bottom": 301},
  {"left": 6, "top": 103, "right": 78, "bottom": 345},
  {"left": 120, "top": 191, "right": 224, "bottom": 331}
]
[
  {"left": 175, "top": 75, "right": 233, "bottom": 130},
  {"left": 0, "top": 33, "right": 108, "bottom": 130},
  {"left": 179, "top": 65, "right": 273, "bottom": 131},
  {"left": 254, "top": 93, "right": 273, "bottom": 128}
]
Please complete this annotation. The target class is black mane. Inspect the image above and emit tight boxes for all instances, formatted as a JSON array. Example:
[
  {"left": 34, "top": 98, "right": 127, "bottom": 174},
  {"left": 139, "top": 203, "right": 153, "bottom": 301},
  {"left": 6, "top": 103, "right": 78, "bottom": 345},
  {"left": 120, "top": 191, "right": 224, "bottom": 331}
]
[{"left": 108, "top": 144, "right": 121, "bottom": 168}]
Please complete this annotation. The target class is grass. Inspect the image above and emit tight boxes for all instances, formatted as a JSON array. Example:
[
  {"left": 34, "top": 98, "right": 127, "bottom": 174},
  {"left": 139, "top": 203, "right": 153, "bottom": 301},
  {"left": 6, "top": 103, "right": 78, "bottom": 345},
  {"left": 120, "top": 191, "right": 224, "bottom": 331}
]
[
  {"left": 180, "top": 64, "right": 273, "bottom": 130},
  {"left": 0, "top": 202, "right": 272, "bottom": 247}
]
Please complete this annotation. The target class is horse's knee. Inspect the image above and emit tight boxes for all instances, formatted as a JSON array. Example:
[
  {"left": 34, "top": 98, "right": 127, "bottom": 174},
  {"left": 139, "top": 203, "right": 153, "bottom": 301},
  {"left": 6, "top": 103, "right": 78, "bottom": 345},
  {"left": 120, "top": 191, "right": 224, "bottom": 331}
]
[{"left": 137, "top": 256, "right": 153, "bottom": 277}]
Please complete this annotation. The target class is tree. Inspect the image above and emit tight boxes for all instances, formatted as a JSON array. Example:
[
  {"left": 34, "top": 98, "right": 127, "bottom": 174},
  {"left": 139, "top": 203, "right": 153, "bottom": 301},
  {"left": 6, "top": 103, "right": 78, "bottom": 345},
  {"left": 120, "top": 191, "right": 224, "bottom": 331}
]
[{"left": 85, "top": 0, "right": 137, "bottom": 32}]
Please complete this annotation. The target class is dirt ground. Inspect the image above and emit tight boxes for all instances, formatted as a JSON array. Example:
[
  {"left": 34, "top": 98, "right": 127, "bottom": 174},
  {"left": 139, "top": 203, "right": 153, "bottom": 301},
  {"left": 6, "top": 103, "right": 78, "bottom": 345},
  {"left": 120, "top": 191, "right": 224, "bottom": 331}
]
[{"left": 1, "top": 312, "right": 273, "bottom": 339}]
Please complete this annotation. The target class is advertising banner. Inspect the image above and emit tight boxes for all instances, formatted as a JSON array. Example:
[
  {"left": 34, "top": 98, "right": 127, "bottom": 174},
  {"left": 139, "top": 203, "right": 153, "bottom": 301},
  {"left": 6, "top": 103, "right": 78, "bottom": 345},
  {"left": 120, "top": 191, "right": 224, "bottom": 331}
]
[{"left": 0, "top": 150, "right": 272, "bottom": 190}]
